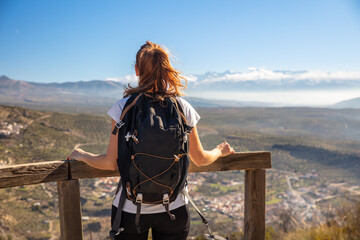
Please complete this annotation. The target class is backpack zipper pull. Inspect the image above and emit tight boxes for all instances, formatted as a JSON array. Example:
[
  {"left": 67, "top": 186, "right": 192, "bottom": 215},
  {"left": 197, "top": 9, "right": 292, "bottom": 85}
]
[
  {"left": 132, "top": 130, "right": 139, "bottom": 144},
  {"left": 125, "top": 132, "right": 132, "bottom": 141},
  {"left": 132, "top": 135, "right": 139, "bottom": 144}
]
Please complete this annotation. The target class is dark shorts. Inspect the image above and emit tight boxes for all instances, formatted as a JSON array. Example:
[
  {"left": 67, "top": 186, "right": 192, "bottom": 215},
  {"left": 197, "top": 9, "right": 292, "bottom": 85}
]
[{"left": 112, "top": 205, "right": 190, "bottom": 240}]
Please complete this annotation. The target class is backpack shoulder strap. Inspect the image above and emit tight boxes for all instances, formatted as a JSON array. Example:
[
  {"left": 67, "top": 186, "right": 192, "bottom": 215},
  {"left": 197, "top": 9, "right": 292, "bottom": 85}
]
[
  {"left": 120, "top": 93, "right": 143, "bottom": 121},
  {"left": 171, "top": 97, "right": 188, "bottom": 126},
  {"left": 111, "top": 93, "right": 143, "bottom": 135}
]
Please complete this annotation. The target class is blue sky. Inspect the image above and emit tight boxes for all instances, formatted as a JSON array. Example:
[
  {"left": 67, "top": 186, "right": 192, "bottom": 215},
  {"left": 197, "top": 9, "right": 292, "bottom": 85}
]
[{"left": 1, "top": 0, "right": 360, "bottom": 83}]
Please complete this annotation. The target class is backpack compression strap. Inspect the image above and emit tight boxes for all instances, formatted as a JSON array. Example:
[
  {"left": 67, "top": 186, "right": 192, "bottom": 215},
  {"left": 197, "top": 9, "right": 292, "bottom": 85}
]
[
  {"left": 112, "top": 93, "right": 143, "bottom": 135},
  {"left": 182, "top": 189, "right": 217, "bottom": 239},
  {"left": 182, "top": 190, "right": 229, "bottom": 239},
  {"left": 109, "top": 180, "right": 127, "bottom": 239}
]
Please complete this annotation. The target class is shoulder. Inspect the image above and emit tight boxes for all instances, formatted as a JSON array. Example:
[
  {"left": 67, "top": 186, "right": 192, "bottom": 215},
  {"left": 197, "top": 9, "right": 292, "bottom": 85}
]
[
  {"left": 176, "top": 97, "right": 201, "bottom": 127},
  {"left": 115, "top": 97, "right": 131, "bottom": 109},
  {"left": 176, "top": 97, "right": 192, "bottom": 109},
  {"left": 107, "top": 97, "right": 130, "bottom": 122}
]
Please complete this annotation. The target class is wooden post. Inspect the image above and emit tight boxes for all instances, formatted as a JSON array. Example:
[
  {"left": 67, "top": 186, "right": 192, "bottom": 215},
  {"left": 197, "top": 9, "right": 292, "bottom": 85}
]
[
  {"left": 57, "top": 180, "right": 83, "bottom": 240},
  {"left": 244, "top": 169, "right": 265, "bottom": 240}
]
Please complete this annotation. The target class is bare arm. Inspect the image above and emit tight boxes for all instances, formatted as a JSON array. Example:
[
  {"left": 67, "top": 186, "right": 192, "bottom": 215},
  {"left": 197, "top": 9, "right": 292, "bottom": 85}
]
[
  {"left": 188, "top": 126, "right": 235, "bottom": 167},
  {"left": 68, "top": 120, "right": 118, "bottom": 171}
]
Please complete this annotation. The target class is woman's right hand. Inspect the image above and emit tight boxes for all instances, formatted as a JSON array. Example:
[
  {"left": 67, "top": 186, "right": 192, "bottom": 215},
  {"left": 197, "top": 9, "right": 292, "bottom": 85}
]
[
  {"left": 189, "top": 126, "right": 236, "bottom": 166},
  {"left": 67, "top": 148, "right": 86, "bottom": 161},
  {"left": 216, "top": 141, "right": 235, "bottom": 157}
]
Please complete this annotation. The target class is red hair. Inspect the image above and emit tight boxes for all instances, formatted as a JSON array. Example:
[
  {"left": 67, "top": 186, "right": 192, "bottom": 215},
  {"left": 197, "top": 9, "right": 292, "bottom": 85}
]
[{"left": 124, "top": 41, "right": 187, "bottom": 99}]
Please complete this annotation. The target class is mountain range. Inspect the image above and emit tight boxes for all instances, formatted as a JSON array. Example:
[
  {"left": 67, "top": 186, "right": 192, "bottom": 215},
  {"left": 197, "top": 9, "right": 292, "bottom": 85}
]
[
  {"left": 0, "top": 75, "right": 124, "bottom": 106},
  {"left": 186, "top": 68, "right": 360, "bottom": 91},
  {"left": 1, "top": 73, "right": 359, "bottom": 108},
  {"left": 0, "top": 74, "right": 272, "bottom": 108}
]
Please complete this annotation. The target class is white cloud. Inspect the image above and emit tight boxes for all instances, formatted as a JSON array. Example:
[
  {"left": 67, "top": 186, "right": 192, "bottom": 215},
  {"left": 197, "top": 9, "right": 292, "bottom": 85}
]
[
  {"left": 184, "top": 74, "right": 198, "bottom": 82},
  {"left": 295, "top": 71, "right": 360, "bottom": 83},
  {"left": 106, "top": 73, "right": 197, "bottom": 84},
  {"left": 105, "top": 74, "right": 138, "bottom": 84},
  {"left": 106, "top": 69, "right": 360, "bottom": 86},
  {"left": 202, "top": 68, "right": 360, "bottom": 83}
]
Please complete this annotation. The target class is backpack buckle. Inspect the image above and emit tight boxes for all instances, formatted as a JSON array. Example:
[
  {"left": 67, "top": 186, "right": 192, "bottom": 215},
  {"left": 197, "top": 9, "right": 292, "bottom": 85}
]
[
  {"left": 183, "top": 134, "right": 188, "bottom": 143},
  {"left": 126, "top": 182, "right": 132, "bottom": 196},
  {"left": 112, "top": 120, "right": 125, "bottom": 135},
  {"left": 136, "top": 193, "right": 143, "bottom": 204},
  {"left": 163, "top": 194, "right": 169, "bottom": 205},
  {"left": 116, "top": 120, "right": 125, "bottom": 129}
]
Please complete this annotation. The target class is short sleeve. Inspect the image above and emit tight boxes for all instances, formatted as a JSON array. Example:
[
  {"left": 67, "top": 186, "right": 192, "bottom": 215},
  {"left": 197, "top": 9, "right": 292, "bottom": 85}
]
[
  {"left": 176, "top": 97, "right": 201, "bottom": 127},
  {"left": 107, "top": 97, "right": 130, "bottom": 122}
]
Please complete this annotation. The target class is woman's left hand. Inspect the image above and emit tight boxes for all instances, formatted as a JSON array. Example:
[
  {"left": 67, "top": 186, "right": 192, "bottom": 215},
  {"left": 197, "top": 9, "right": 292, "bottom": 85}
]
[
  {"left": 216, "top": 141, "right": 235, "bottom": 157},
  {"left": 67, "top": 148, "right": 86, "bottom": 161}
]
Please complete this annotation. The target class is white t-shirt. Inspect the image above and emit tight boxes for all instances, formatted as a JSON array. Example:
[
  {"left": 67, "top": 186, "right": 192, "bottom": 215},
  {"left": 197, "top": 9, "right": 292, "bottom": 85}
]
[{"left": 107, "top": 96, "right": 200, "bottom": 214}]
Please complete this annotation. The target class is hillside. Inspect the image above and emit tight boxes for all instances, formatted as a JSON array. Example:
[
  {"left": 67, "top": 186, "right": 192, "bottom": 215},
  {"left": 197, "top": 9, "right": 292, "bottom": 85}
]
[
  {"left": 332, "top": 97, "right": 360, "bottom": 109},
  {"left": 0, "top": 75, "right": 123, "bottom": 109},
  {"left": 0, "top": 105, "right": 360, "bottom": 239}
]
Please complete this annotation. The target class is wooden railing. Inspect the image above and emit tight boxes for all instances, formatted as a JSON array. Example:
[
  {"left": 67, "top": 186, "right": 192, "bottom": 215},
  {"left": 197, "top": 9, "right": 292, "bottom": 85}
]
[{"left": 0, "top": 152, "right": 271, "bottom": 240}]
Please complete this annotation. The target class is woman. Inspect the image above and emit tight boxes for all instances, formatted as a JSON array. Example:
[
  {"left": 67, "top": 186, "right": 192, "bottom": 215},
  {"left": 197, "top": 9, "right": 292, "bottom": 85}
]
[{"left": 68, "top": 41, "right": 235, "bottom": 240}]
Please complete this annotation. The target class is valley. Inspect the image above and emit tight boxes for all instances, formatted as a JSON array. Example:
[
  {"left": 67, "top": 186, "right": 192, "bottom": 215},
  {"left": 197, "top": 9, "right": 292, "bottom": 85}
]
[{"left": 0, "top": 104, "right": 360, "bottom": 239}]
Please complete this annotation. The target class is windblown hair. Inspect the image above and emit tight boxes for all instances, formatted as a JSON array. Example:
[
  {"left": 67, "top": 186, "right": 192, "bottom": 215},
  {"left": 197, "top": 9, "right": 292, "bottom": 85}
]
[{"left": 124, "top": 41, "right": 187, "bottom": 99}]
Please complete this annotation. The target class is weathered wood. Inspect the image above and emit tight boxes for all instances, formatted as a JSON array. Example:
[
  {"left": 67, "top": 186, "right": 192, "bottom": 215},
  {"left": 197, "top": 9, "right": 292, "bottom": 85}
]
[
  {"left": 0, "top": 161, "right": 68, "bottom": 189},
  {"left": 70, "top": 152, "right": 270, "bottom": 179},
  {"left": 0, "top": 152, "right": 271, "bottom": 238},
  {"left": 189, "top": 151, "right": 271, "bottom": 172},
  {"left": 244, "top": 169, "right": 266, "bottom": 240},
  {"left": 0, "top": 152, "right": 271, "bottom": 187},
  {"left": 70, "top": 160, "right": 119, "bottom": 180},
  {"left": 57, "top": 180, "right": 83, "bottom": 240}
]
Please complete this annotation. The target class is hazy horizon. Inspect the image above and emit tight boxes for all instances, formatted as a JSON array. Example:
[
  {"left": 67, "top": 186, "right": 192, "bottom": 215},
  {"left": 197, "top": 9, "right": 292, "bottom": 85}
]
[
  {"left": 2, "top": 72, "right": 359, "bottom": 107},
  {"left": 187, "top": 89, "right": 360, "bottom": 107}
]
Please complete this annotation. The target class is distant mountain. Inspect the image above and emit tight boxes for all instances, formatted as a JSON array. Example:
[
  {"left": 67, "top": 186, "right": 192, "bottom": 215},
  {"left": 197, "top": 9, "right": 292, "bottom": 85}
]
[
  {"left": 332, "top": 97, "right": 360, "bottom": 109},
  {"left": 0, "top": 75, "right": 124, "bottom": 106},
  {"left": 38, "top": 80, "right": 124, "bottom": 97},
  {"left": 0, "top": 75, "right": 124, "bottom": 97},
  {"left": 187, "top": 69, "right": 360, "bottom": 91},
  {"left": 0, "top": 75, "right": 36, "bottom": 93},
  {"left": 0, "top": 75, "right": 272, "bottom": 108},
  {"left": 2, "top": 69, "right": 360, "bottom": 108}
]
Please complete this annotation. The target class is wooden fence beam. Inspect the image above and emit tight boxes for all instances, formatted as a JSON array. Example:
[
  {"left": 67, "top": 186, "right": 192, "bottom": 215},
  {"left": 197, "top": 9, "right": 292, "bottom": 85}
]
[
  {"left": 70, "top": 152, "right": 271, "bottom": 179},
  {"left": 0, "top": 152, "right": 271, "bottom": 239},
  {"left": 0, "top": 161, "right": 67, "bottom": 189},
  {"left": 0, "top": 152, "right": 271, "bottom": 187},
  {"left": 57, "top": 180, "right": 83, "bottom": 240},
  {"left": 244, "top": 169, "right": 266, "bottom": 240},
  {"left": 189, "top": 151, "right": 271, "bottom": 172},
  {"left": 70, "top": 160, "right": 119, "bottom": 179}
]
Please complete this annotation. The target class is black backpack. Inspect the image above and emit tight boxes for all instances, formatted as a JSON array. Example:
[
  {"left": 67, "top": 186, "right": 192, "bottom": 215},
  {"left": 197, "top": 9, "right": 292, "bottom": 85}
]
[{"left": 109, "top": 93, "right": 192, "bottom": 238}]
